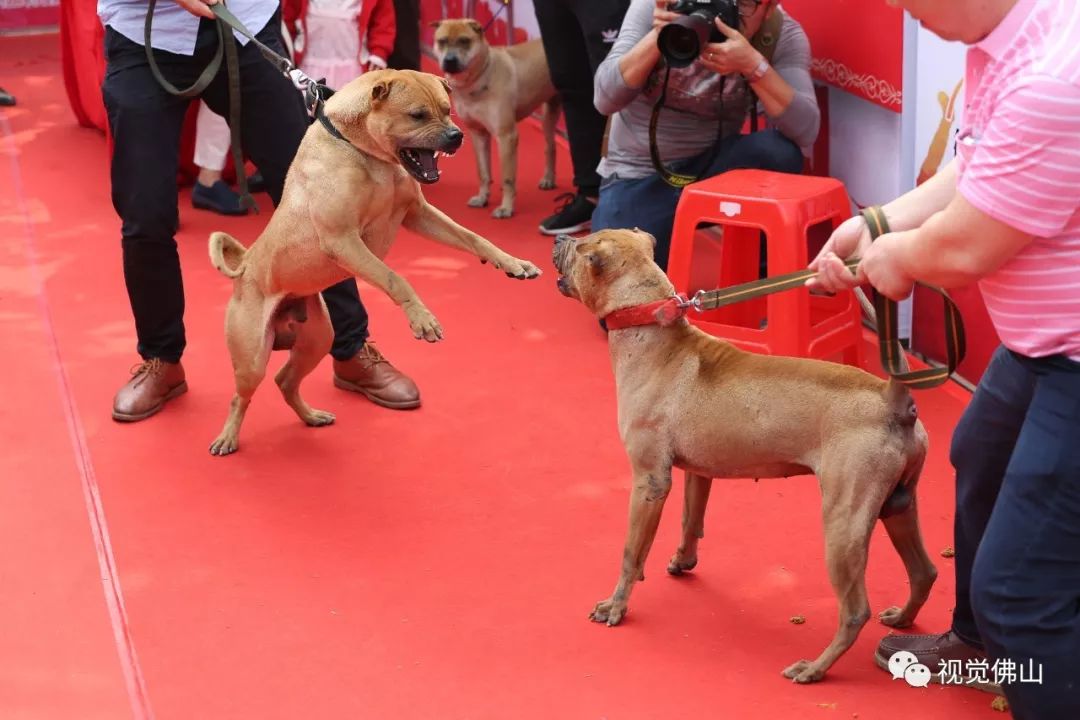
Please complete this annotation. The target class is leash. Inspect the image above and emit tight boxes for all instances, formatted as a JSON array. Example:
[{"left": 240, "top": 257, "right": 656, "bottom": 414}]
[
  {"left": 482, "top": 0, "right": 512, "bottom": 33},
  {"left": 606, "top": 206, "right": 967, "bottom": 390},
  {"left": 143, "top": 1, "right": 346, "bottom": 212}
]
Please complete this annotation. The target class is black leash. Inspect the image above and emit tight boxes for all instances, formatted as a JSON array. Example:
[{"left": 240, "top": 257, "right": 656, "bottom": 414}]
[
  {"left": 143, "top": 1, "right": 352, "bottom": 212},
  {"left": 482, "top": 0, "right": 512, "bottom": 33}
]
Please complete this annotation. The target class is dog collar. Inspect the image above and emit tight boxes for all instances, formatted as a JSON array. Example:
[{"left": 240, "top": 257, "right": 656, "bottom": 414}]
[{"left": 602, "top": 295, "right": 695, "bottom": 330}]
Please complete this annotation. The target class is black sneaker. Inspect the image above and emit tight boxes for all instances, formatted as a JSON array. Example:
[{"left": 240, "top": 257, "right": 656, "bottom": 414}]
[
  {"left": 246, "top": 171, "right": 267, "bottom": 193},
  {"left": 0, "top": 87, "right": 14, "bottom": 107},
  {"left": 539, "top": 192, "right": 596, "bottom": 235}
]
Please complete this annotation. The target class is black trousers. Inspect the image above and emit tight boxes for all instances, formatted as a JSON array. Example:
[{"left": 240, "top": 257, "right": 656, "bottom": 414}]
[
  {"left": 387, "top": 0, "right": 422, "bottom": 71},
  {"left": 533, "top": 0, "right": 630, "bottom": 198},
  {"left": 101, "top": 13, "right": 369, "bottom": 364}
]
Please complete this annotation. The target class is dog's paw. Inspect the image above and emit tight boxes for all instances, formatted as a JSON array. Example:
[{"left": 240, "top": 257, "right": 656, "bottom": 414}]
[
  {"left": 782, "top": 660, "right": 825, "bottom": 684},
  {"left": 493, "top": 255, "right": 542, "bottom": 280},
  {"left": 302, "top": 408, "right": 336, "bottom": 427},
  {"left": 667, "top": 550, "right": 698, "bottom": 576},
  {"left": 538, "top": 177, "right": 556, "bottom": 190},
  {"left": 467, "top": 194, "right": 489, "bottom": 208},
  {"left": 588, "top": 597, "right": 626, "bottom": 626},
  {"left": 209, "top": 432, "right": 239, "bottom": 456},
  {"left": 405, "top": 303, "right": 444, "bottom": 343},
  {"left": 492, "top": 206, "right": 514, "bottom": 219},
  {"left": 878, "top": 606, "right": 914, "bottom": 628}
]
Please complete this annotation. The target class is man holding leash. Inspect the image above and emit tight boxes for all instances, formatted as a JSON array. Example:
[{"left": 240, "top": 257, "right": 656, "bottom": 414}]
[
  {"left": 100, "top": 0, "right": 421, "bottom": 421},
  {"left": 809, "top": 1, "right": 1080, "bottom": 716}
]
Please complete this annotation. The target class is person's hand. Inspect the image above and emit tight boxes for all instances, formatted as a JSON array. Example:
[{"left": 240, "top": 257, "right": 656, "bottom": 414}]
[
  {"left": 699, "top": 16, "right": 762, "bottom": 76},
  {"left": 174, "top": 0, "right": 219, "bottom": 19},
  {"left": 860, "top": 234, "right": 916, "bottom": 300},
  {"left": 652, "top": 0, "right": 679, "bottom": 31},
  {"left": 806, "top": 214, "right": 873, "bottom": 294}
]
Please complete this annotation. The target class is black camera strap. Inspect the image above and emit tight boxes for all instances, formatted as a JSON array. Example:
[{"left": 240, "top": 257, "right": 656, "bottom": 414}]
[{"left": 648, "top": 67, "right": 727, "bottom": 188}]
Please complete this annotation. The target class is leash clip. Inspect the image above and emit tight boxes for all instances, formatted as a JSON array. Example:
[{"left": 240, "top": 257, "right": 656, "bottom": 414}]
[{"left": 673, "top": 290, "right": 705, "bottom": 313}]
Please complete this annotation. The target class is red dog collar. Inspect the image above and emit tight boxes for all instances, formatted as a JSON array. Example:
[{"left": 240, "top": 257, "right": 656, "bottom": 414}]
[{"left": 603, "top": 296, "right": 692, "bottom": 330}]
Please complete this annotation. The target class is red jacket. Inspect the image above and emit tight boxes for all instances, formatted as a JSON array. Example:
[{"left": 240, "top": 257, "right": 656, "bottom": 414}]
[{"left": 281, "top": 0, "right": 396, "bottom": 68}]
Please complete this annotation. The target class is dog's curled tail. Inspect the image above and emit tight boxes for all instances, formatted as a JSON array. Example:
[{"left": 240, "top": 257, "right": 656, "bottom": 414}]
[{"left": 209, "top": 231, "right": 247, "bottom": 279}]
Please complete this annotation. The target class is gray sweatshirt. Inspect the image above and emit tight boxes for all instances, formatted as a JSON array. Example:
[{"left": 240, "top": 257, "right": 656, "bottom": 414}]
[{"left": 594, "top": 0, "right": 820, "bottom": 180}]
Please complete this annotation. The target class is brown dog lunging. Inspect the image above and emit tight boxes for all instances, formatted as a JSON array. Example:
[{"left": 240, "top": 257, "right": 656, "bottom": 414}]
[
  {"left": 552, "top": 229, "right": 937, "bottom": 683},
  {"left": 206, "top": 69, "right": 541, "bottom": 456},
  {"left": 430, "top": 19, "right": 560, "bottom": 218}
]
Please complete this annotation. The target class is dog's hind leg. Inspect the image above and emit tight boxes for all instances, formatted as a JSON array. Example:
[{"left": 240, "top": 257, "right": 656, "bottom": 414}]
[
  {"left": 879, "top": 452, "right": 937, "bottom": 628},
  {"left": 589, "top": 464, "right": 672, "bottom": 627},
  {"left": 539, "top": 98, "right": 559, "bottom": 190},
  {"left": 210, "top": 295, "right": 275, "bottom": 456},
  {"left": 274, "top": 295, "right": 335, "bottom": 427},
  {"left": 668, "top": 472, "right": 713, "bottom": 576},
  {"left": 782, "top": 474, "right": 882, "bottom": 683}
]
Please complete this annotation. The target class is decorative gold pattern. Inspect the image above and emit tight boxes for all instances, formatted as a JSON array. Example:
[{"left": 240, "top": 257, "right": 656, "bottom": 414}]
[{"left": 811, "top": 58, "right": 903, "bottom": 109}]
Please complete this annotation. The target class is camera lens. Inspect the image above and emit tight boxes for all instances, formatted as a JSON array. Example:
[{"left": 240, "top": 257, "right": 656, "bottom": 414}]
[{"left": 657, "top": 14, "right": 712, "bottom": 68}]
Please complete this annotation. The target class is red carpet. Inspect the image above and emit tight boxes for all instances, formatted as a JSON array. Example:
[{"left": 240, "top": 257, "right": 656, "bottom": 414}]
[{"left": 2, "top": 33, "right": 1001, "bottom": 719}]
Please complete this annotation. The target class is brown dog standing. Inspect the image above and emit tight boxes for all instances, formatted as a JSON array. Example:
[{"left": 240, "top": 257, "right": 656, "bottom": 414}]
[
  {"left": 552, "top": 229, "right": 937, "bottom": 684},
  {"left": 206, "top": 69, "right": 541, "bottom": 456},
  {"left": 431, "top": 19, "right": 560, "bottom": 218}
]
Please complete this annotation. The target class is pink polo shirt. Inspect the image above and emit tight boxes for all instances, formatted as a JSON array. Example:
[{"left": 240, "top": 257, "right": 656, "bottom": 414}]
[{"left": 955, "top": 0, "right": 1080, "bottom": 360}]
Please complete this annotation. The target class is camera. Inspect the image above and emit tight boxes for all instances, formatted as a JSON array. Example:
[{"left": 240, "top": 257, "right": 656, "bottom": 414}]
[{"left": 657, "top": 0, "right": 740, "bottom": 68}]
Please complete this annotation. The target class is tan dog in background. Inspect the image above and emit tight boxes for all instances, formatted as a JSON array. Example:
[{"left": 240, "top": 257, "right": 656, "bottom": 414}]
[
  {"left": 206, "top": 69, "right": 541, "bottom": 456},
  {"left": 552, "top": 229, "right": 937, "bottom": 684},
  {"left": 431, "top": 19, "right": 560, "bottom": 218}
]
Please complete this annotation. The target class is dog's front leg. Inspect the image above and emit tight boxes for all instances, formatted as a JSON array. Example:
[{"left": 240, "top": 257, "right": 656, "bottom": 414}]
[
  {"left": 320, "top": 230, "right": 443, "bottom": 342},
  {"left": 590, "top": 467, "right": 672, "bottom": 626},
  {"left": 467, "top": 128, "right": 492, "bottom": 208},
  {"left": 492, "top": 127, "right": 518, "bottom": 218},
  {"left": 403, "top": 198, "right": 541, "bottom": 279}
]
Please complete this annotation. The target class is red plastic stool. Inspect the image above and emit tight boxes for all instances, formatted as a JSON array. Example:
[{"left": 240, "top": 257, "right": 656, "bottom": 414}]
[{"left": 667, "top": 169, "right": 863, "bottom": 366}]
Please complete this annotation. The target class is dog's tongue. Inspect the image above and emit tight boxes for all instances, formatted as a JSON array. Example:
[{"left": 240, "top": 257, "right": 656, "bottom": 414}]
[{"left": 418, "top": 150, "right": 439, "bottom": 181}]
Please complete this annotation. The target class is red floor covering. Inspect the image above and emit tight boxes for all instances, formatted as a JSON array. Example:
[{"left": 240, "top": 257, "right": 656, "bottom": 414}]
[{"left": 2, "top": 32, "right": 1003, "bottom": 720}]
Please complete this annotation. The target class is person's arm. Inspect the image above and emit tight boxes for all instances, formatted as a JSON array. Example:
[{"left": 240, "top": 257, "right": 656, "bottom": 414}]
[
  {"left": 807, "top": 158, "right": 960, "bottom": 293},
  {"left": 700, "top": 15, "right": 818, "bottom": 149},
  {"left": 365, "top": 0, "right": 396, "bottom": 70},
  {"left": 594, "top": 0, "right": 661, "bottom": 116},
  {"left": 858, "top": 76, "right": 1080, "bottom": 299}
]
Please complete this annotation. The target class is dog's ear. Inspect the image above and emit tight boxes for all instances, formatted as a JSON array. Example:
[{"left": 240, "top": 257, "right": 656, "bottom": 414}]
[
  {"left": 468, "top": 19, "right": 484, "bottom": 36},
  {"left": 371, "top": 79, "right": 396, "bottom": 103},
  {"left": 633, "top": 227, "right": 657, "bottom": 250},
  {"left": 439, "top": 77, "right": 452, "bottom": 95},
  {"left": 429, "top": 19, "right": 443, "bottom": 29}
]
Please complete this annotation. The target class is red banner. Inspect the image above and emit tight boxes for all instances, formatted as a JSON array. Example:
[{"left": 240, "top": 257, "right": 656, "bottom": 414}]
[
  {"left": 780, "top": 0, "right": 904, "bottom": 112},
  {"left": 0, "top": 0, "right": 59, "bottom": 30}
]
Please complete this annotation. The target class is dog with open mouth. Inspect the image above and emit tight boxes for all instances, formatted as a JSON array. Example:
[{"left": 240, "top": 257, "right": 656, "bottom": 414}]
[
  {"left": 206, "top": 69, "right": 541, "bottom": 456},
  {"left": 553, "top": 228, "right": 936, "bottom": 684}
]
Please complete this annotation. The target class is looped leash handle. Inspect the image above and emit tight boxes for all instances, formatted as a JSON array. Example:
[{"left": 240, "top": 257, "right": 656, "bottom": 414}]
[{"left": 861, "top": 206, "right": 966, "bottom": 389}]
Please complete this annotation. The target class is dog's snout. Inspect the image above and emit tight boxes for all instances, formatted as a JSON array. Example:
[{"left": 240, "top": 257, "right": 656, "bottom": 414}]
[
  {"left": 441, "top": 56, "right": 462, "bottom": 73},
  {"left": 442, "top": 126, "right": 464, "bottom": 152},
  {"left": 552, "top": 234, "right": 574, "bottom": 274}
]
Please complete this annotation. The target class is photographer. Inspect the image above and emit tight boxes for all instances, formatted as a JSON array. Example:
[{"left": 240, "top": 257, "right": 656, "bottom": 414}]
[{"left": 592, "top": 0, "right": 819, "bottom": 270}]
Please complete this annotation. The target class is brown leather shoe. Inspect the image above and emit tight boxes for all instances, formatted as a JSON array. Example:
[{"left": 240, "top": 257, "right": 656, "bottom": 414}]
[
  {"left": 875, "top": 631, "right": 1004, "bottom": 695},
  {"left": 332, "top": 342, "right": 420, "bottom": 410},
  {"left": 112, "top": 358, "right": 188, "bottom": 422}
]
